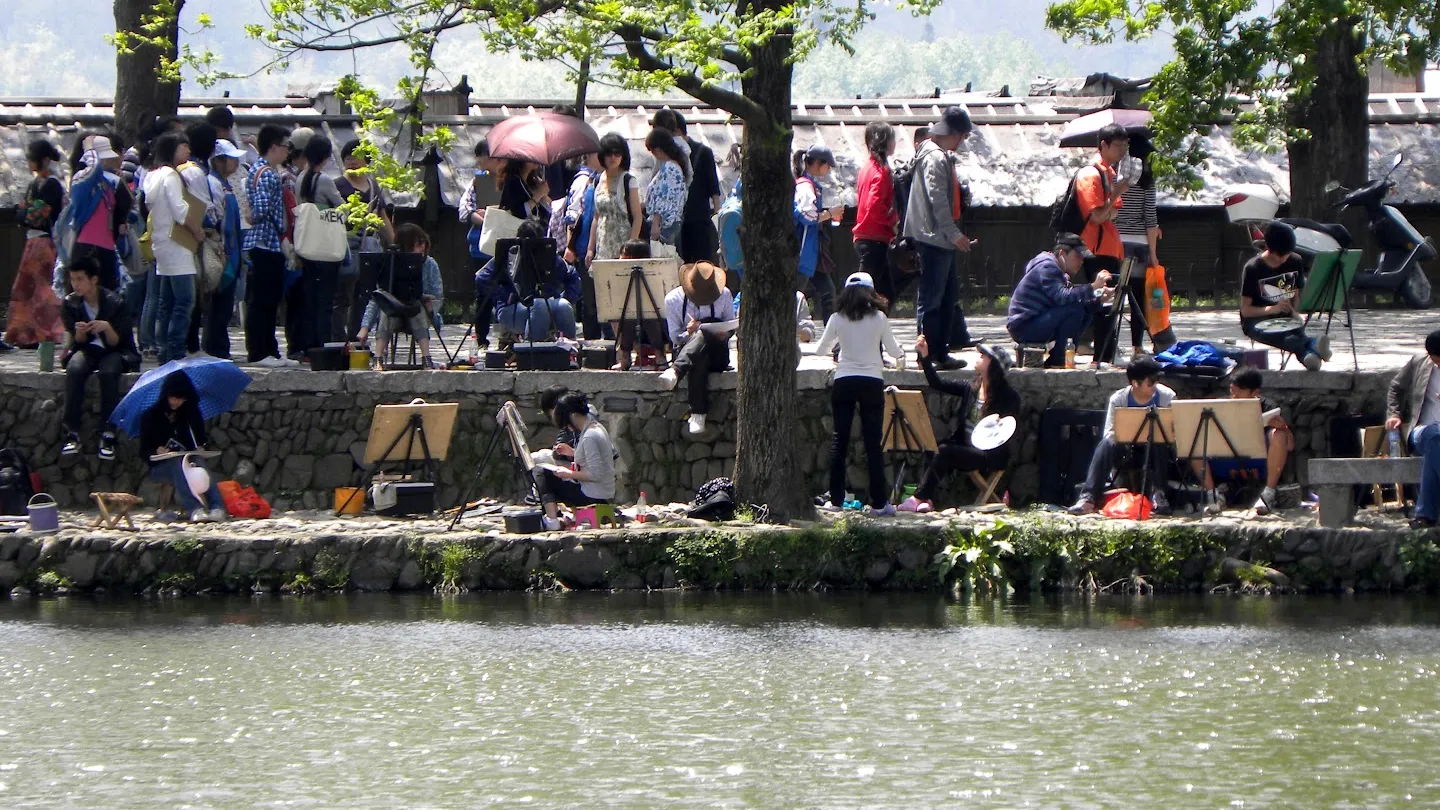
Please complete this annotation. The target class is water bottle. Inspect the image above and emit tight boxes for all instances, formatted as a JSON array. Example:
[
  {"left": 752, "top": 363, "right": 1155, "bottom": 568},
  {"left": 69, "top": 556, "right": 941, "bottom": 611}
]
[
  {"left": 1064, "top": 339, "right": 1076, "bottom": 370},
  {"left": 1387, "top": 430, "right": 1402, "bottom": 458},
  {"left": 637, "top": 491, "right": 649, "bottom": 524}
]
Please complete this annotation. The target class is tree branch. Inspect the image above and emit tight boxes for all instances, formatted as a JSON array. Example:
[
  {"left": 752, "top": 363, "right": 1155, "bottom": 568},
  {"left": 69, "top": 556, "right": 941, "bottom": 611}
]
[
  {"left": 630, "top": 24, "right": 751, "bottom": 70},
  {"left": 277, "top": 16, "right": 470, "bottom": 52},
  {"left": 617, "top": 26, "right": 766, "bottom": 122}
]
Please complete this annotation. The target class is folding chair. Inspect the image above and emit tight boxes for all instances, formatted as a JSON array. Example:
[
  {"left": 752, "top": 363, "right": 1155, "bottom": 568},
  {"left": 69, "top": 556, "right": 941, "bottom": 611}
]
[{"left": 969, "top": 470, "right": 1005, "bottom": 506}]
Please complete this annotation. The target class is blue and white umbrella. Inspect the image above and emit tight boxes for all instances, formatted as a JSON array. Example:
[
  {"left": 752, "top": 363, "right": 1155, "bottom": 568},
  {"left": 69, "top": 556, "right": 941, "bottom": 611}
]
[{"left": 109, "top": 356, "right": 252, "bottom": 438}]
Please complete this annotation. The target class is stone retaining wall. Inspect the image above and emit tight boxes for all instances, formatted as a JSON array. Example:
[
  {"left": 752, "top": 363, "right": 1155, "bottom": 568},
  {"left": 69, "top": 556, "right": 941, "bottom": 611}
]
[{"left": 0, "top": 365, "right": 1393, "bottom": 509}]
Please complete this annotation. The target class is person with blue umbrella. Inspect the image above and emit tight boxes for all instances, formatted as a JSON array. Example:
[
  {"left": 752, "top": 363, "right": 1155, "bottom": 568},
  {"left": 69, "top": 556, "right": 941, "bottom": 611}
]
[{"left": 138, "top": 372, "right": 227, "bottom": 523}]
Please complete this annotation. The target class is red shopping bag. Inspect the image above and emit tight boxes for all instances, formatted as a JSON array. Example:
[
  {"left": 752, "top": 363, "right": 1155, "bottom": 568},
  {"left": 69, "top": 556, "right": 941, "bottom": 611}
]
[
  {"left": 218, "top": 481, "right": 272, "bottom": 519},
  {"left": 1101, "top": 491, "right": 1152, "bottom": 520}
]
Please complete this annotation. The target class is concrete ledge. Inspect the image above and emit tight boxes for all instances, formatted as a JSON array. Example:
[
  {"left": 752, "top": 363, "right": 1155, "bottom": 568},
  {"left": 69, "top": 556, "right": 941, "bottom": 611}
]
[{"left": 1309, "top": 457, "right": 1423, "bottom": 485}]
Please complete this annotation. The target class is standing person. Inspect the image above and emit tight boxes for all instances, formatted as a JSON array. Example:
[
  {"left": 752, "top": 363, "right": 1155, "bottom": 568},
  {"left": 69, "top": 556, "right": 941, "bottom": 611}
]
[
  {"left": 1075, "top": 122, "right": 1131, "bottom": 365},
  {"left": 139, "top": 371, "right": 228, "bottom": 524},
  {"left": 203, "top": 139, "right": 246, "bottom": 359},
  {"left": 562, "top": 152, "right": 602, "bottom": 338},
  {"left": 1113, "top": 134, "right": 1170, "bottom": 358},
  {"left": 6, "top": 140, "right": 66, "bottom": 348},
  {"left": 1240, "top": 222, "right": 1329, "bottom": 371},
  {"left": 900, "top": 336, "right": 1021, "bottom": 513},
  {"left": 1069, "top": 356, "right": 1175, "bottom": 516},
  {"left": 903, "top": 106, "right": 973, "bottom": 371},
  {"left": 536, "top": 392, "right": 618, "bottom": 531},
  {"left": 815, "top": 272, "right": 905, "bottom": 515},
  {"left": 644, "top": 129, "right": 689, "bottom": 246},
  {"left": 1006, "top": 234, "right": 1113, "bottom": 368},
  {"left": 586, "top": 134, "right": 644, "bottom": 264},
  {"left": 657, "top": 262, "right": 735, "bottom": 435},
  {"left": 335, "top": 139, "right": 394, "bottom": 342},
  {"left": 295, "top": 135, "right": 346, "bottom": 355},
  {"left": 794, "top": 145, "right": 843, "bottom": 324},
  {"left": 205, "top": 106, "right": 257, "bottom": 229},
  {"left": 242, "top": 123, "right": 294, "bottom": 367},
  {"left": 675, "top": 113, "right": 722, "bottom": 264},
  {"left": 1386, "top": 329, "right": 1440, "bottom": 529},
  {"left": 65, "top": 134, "right": 132, "bottom": 293},
  {"left": 278, "top": 138, "right": 311, "bottom": 361},
  {"left": 60, "top": 257, "right": 138, "bottom": 460},
  {"left": 179, "top": 123, "right": 221, "bottom": 356},
  {"left": 717, "top": 180, "right": 744, "bottom": 283},
  {"left": 460, "top": 140, "right": 503, "bottom": 349},
  {"left": 651, "top": 108, "right": 692, "bottom": 163},
  {"left": 853, "top": 122, "right": 900, "bottom": 303},
  {"left": 144, "top": 132, "right": 203, "bottom": 364},
  {"left": 497, "top": 159, "right": 535, "bottom": 219}
]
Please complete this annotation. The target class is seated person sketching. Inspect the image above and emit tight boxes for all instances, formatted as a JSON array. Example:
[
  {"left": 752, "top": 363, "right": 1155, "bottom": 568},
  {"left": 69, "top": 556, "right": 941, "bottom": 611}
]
[
  {"left": 477, "top": 220, "right": 581, "bottom": 343},
  {"left": 899, "top": 335, "right": 1021, "bottom": 512},
  {"left": 1070, "top": 356, "right": 1176, "bottom": 516},
  {"left": 537, "top": 392, "right": 617, "bottom": 530},
  {"left": 60, "top": 257, "right": 139, "bottom": 460},
  {"left": 354, "top": 223, "right": 443, "bottom": 368},
  {"left": 658, "top": 262, "right": 736, "bottom": 435},
  {"left": 612, "top": 240, "right": 669, "bottom": 370},
  {"left": 1196, "top": 367, "right": 1292, "bottom": 516},
  {"left": 1240, "top": 222, "right": 1330, "bottom": 371},
  {"left": 532, "top": 383, "right": 622, "bottom": 468},
  {"left": 1007, "top": 233, "right": 1114, "bottom": 368},
  {"left": 1385, "top": 328, "right": 1440, "bottom": 530},
  {"left": 140, "top": 371, "right": 227, "bottom": 524}
]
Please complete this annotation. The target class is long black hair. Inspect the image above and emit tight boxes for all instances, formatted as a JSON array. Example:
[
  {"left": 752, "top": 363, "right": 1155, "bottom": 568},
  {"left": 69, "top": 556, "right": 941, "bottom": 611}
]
[
  {"left": 151, "top": 132, "right": 188, "bottom": 167},
  {"left": 864, "top": 122, "right": 894, "bottom": 166},
  {"left": 834, "top": 284, "right": 889, "bottom": 321},
  {"left": 644, "top": 129, "right": 690, "bottom": 182},
  {"left": 977, "top": 353, "right": 1018, "bottom": 417},
  {"left": 300, "top": 135, "right": 334, "bottom": 200},
  {"left": 26, "top": 139, "right": 62, "bottom": 170},
  {"left": 1130, "top": 133, "right": 1156, "bottom": 190}
]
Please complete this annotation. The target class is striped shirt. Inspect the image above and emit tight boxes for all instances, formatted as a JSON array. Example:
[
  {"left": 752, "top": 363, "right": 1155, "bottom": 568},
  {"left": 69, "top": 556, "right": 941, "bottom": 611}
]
[
  {"left": 242, "top": 158, "right": 285, "bottom": 253},
  {"left": 1114, "top": 182, "right": 1158, "bottom": 239}
]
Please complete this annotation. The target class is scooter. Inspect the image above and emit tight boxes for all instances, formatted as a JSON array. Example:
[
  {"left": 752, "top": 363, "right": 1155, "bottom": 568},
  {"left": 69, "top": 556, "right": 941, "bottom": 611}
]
[{"left": 1224, "top": 153, "right": 1434, "bottom": 309}]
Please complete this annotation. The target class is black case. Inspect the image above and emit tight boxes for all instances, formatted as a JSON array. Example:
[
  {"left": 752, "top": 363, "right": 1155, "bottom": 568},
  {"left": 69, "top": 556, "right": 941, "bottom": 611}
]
[
  {"left": 513, "top": 345, "right": 572, "bottom": 371},
  {"left": 376, "top": 482, "right": 435, "bottom": 516}
]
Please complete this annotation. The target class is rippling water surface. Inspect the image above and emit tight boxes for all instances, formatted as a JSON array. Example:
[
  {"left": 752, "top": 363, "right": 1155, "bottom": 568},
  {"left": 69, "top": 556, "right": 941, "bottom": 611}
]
[{"left": 3, "top": 593, "right": 1440, "bottom": 808}]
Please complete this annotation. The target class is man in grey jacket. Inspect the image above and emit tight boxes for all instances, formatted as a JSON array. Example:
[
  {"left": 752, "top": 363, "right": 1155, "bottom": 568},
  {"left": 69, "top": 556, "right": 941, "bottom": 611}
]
[
  {"left": 1386, "top": 329, "right": 1440, "bottom": 528},
  {"left": 904, "top": 106, "right": 973, "bottom": 370}
]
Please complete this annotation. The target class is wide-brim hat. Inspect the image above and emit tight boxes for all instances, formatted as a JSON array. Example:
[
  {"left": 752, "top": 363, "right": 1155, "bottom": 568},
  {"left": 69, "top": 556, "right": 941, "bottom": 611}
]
[
  {"left": 88, "top": 136, "right": 121, "bottom": 160},
  {"left": 680, "top": 261, "right": 726, "bottom": 306}
]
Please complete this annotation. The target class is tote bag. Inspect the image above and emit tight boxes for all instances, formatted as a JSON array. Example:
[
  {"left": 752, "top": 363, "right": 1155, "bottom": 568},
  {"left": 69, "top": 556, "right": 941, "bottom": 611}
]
[
  {"left": 293, "top": 202, "right": 349, "bottom": 262},
  {"left": 1144, "top": 264, "right": 1172, "bottom": 336},
  {"left": 478, "top": 206, "right": 523, "bottom": 256}
]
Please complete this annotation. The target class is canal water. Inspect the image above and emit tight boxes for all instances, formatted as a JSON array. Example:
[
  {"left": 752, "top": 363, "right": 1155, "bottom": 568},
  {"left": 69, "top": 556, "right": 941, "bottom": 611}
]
[{"left": 3, "top": 593, "right": 1439, "bottom": 808}]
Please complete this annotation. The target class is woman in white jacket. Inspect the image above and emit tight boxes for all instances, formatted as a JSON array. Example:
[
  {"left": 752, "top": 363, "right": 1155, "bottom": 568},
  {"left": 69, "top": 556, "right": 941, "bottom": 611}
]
[
  {"left": 815, "top": 271, "right": 905, "bottom": 515},
  {"left": 142, "top": 132, "right": 203, "bottom": 363}
]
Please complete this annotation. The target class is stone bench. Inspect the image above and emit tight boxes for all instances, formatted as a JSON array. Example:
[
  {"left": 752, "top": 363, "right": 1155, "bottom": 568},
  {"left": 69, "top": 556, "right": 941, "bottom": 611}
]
[{"left": 1308, "top": 457, "right": 1423, "bottom": 528}]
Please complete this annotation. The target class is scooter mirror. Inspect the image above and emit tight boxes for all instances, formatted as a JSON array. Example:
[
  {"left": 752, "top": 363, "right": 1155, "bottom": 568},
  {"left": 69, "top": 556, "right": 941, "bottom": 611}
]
[{"left": 1324, "top": 180, "right": 1341, "bottom": 193}]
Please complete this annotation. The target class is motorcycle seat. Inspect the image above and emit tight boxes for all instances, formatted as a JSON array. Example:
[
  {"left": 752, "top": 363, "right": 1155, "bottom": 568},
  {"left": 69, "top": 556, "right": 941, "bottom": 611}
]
[{"left": 1278, "top": 217, "right": 1352, "bottom": 249}]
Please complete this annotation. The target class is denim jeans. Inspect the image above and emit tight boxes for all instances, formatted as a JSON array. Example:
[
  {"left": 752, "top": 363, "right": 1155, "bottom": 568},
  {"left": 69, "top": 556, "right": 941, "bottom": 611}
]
[
  {"left": 1411, "top": 424, "right": 1440, "bottom": 522},
  {"left": 499, "top": 298, "right": 577, "bottom": 340},
  {"left": 1243, "top": 317, "right": 1313, "bottom": 361},
  {"left": 149, "top": 458, "right": 224, "bottom": 513},
  {"left": 138, "top": 263, "right": 160, "bottom": 352},
  {"left": 1008, "top": 302, "right": 1093, "bottom": 366},
  {"left": 915, "top": 242, "right": 960, "bottom": 355},
  {"left": 1081, "top": 435, "right": 1173, "bottom": 503},
  {"left": 155, "top": 274, "right": 196, "bottom": 363}
]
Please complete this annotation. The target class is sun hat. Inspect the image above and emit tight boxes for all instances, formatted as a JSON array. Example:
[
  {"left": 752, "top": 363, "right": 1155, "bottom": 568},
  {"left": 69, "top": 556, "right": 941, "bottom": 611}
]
[
  {"left": 844, "top": 271, "right": 874, "bottom": 288},
  {"left": 680, "top": 262, "right": 727, "bottom": 306},
  {"left": 88, "top": 136, "right": 121, "bottom": 160}
]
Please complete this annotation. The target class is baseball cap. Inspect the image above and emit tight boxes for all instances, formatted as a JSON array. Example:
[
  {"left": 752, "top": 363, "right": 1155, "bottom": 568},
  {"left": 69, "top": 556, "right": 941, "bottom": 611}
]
[
  {"left": 928, "top": 106, "right": 973, "bottom": 138},
  {"left": 87, "top": 136, "right": 120, "bottom": 160},
  {"left": 213, "top": 139, "right": 246, "bottom": 159},
  {"left": 804, "top": 144, "right": 835, "bottom": 167},
  {"left": 1054, "top": 232, "right": 1095, "bottom": 260},
  {"left": 288, "top": 127, "right": 315, "bottom": 151},
  {"left": 844, "top": 271, "right": 874, "bottom": 288}
]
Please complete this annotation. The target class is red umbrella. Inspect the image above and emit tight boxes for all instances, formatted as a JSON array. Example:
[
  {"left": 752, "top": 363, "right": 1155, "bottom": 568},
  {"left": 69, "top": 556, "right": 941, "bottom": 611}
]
[
  {"left": 485, "top": 112, "right": 601, "bottom": 164},
  {"left": 1058, "top": 108, "right": 1152, "bottom": 148}
]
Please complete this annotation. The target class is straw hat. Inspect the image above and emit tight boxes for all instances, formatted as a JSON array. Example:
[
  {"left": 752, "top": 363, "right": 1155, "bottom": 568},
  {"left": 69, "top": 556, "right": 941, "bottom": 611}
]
[{"left": 680, "top": 261, "right": 726, "bottom": 306}]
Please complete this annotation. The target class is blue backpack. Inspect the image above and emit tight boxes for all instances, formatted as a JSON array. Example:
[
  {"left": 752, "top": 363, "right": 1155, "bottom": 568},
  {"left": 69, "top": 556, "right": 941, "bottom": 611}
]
[{"left": 717, "top": 182, "right": 744, "bottom": 276}]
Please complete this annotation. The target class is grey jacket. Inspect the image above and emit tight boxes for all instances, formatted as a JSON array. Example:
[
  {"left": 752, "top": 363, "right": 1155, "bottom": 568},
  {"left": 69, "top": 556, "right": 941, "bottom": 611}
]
[
  {"left": 902, "top": 141, "right": 964, "bottom": 250},
  {"left": 1388, "top": 352, "right": 1438, "bottom": 438}
]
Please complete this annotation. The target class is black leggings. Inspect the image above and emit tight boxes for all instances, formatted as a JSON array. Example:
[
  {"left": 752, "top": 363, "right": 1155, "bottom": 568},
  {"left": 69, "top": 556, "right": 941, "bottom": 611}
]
[
  {"left": 829, "top": 375, "right": 887, "bottom": 508},
  {"left": 914, "top": 442, "right": 1007, "bottom": 502},
  {"left": 539, "top": 469, "right": 605, "bottom": 507}
]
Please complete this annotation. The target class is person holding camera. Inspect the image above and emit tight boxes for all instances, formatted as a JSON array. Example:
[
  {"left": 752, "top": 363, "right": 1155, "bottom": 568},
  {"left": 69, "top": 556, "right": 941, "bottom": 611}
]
[{"left": 1007, "top": 233, "right": 1114, "bottom": 368}]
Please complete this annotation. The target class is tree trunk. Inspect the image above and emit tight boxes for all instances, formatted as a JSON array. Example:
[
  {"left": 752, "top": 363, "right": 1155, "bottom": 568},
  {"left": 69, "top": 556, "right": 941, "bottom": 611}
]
[
  {"left": 731, "top": 33, "right": 809, "bottom": 521},
  {"left": 573, "top": 53, "right": 591, "bottom": 114},
  {"left": 113, "top": 0, "right": 184, "bottom": 147},
  {"left": 1287, "top": 24, "right": 1369, "bottom": 220}
]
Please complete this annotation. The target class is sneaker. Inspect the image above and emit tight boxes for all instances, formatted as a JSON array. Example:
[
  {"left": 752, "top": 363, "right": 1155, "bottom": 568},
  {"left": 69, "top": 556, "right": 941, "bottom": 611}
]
[
  {"left": 687, "top": 413, "right": 707, "bottom": 434},
  {"left": 1411, "top": 517, "right": 1436, "bottom": 530},
  {"left": 208, "top": 507, "right": 229, "bottom": 523},
  {"left": 898, "top": 496, "right": 934, "bottom": 513},
  {"left": 1150, "top": 491, "right": 1172, "bottom": 516},
  {"left": 935, "top": 356, "right": 968, "bottom": 371},
  {"left": 254, "top": 356, "right": 288, "bottom": 368},
  {"left": 1315, "top": 335, "right": 1333, "bottom": 362},
  {"left": 61, "top": 433, "right": 81, "bottom": 456},
  {"left": 1302, "top": 352, "right": 1323, "bottom": 372},
  {"left": 98, "top": 432, "right": 117, "bottom": 461},
  {"left": 657, "top": 367, "right": 679, "bottom": 391},
  {"left": 1203, "top": 486, "right": 1227, "bottom": 516},
  {"left": 281, "top": 357, "right": 301, "bottom": 368},
  {"left": 865, "top": 503, "right": 897, "bottom": 517},
  {"left": 1068, "top": 496, "right": 1097, "bottom": 515},
  {"left": 189, "top": 508, "right": 213, "bottom": 524},
  {"left": 154, "top": 510, "right": 182, "bottom": 524},
  {"left": 1254, "top": 487, "right": 1277, "bottom": 516},
  {"left": 542, "top": 516, "right": 563, "bottom": 531}
]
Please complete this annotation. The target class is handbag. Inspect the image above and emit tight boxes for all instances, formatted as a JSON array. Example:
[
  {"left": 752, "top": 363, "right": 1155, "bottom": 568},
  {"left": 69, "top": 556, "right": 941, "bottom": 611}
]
[
  {"left": 293, "top": 202, "right": 349, "bottom": 262},
  {"left": 478, "top": 206, "right": 523, "bottom": 256},
  {"left": 200, "top": 230, "right": 226, "bottom": 292},
  {"left": 1145, "top": 264, "right": 1173, "bottom": 337},
  {"left": 1101, "top": 491, "right": 1153, "bottom": 520}
]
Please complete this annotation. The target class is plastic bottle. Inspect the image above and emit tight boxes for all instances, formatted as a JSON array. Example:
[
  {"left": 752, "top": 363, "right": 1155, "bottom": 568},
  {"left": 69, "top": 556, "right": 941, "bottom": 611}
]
[
  {"left": 1388, "top": 430, "right": 1402, "bottom": 458},
  {"left": 637, "top": 491, "right": 649, "bottom": 524},
  {"left": 1064, "top": 339, "right": 1076, "bottom": 370}
]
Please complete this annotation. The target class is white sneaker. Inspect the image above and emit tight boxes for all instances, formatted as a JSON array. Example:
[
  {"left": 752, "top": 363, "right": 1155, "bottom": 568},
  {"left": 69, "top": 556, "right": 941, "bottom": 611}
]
[
  {"left": 189, "top": 508, "right": 212, "bottom": 524},
  {"left": 208, "top": 507, "right": 228, "bottom": 523},
  {"left": 658, "top": 368, "right": 679, "bottom": 391},
  {"left": 254, "top": 356, "right": 287, "bottom": 368},
  {"left": 281, "top": 357, "right": 301, "bottom": 368},
  {"left": 1254, "top": 487, "right": 1277, "bottom": 516},
  {"left": 687, "top": 413, "right": 707, "bottom": 434},
  {"left": 1315, "top": 335, "right": 1333, "bottom": 362},
  {"left": 541, "top": 516, "right": 562, "bottom": 531}
]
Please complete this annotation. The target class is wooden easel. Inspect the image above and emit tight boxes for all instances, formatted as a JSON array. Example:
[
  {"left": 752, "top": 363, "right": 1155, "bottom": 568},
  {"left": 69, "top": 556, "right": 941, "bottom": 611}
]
[{"left": 1360, "top": 426, "right": 1408, "bottom": 509}]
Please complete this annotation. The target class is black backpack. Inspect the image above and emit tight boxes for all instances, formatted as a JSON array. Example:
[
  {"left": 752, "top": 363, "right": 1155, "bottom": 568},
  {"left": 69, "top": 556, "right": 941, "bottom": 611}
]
[
  {"left": 1049, "top": 165, "right": 1103, "bottom": 236},
  {"left": 891, "top": 154, "right": 922, "bottom": 243},
  {"left": 0, "top": 448, "right": 34, "bottom": 516}
]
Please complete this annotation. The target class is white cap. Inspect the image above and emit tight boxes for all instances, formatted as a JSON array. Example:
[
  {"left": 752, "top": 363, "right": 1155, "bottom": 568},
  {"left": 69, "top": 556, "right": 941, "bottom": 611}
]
[
  {"left": 213, "top": 139, "right": 246, "bottom": 159},
  {"left": 844, "top": 271, "right": 874, "bottom": 288},
  {"left": 88, "top": 136, "right": 120, "bottom": 160}
]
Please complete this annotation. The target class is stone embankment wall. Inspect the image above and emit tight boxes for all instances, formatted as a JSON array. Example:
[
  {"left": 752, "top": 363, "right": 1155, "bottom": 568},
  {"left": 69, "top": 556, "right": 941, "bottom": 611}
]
[{"left": 0, "top": 365, "right": 1393, "bottom": 509}]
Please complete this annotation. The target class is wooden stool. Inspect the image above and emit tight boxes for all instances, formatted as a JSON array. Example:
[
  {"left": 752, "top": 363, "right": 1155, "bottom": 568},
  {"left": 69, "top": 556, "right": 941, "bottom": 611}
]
[
  {"left": 91, "top": 492, "right": 143, "bottom": 531},
  {"left": 573, "top": 503, "right": 618, "bottom": 529},
  {"left": 969, "top": 471, "right": 1006, "bottom": 506}
]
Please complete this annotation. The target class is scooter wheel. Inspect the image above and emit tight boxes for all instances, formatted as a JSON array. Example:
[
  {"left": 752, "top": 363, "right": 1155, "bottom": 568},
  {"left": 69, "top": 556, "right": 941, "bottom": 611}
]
[{"left": 1399, "top": 268, "right": 1432, "bottom": 309}]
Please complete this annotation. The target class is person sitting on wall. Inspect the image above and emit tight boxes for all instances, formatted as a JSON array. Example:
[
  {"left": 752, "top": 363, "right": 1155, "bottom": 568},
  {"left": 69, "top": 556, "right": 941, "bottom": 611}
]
[
  {"left": 1007, "top": 233, "right": 1114, "bottom": 368},
  {"left": 354, "top": 223, "right": 444, "bottom": 369},
  {"left": 612, "top": 240, "right": 670, "bottom": 370},
  {"left": 899, "top": 335, "right": 1022, "bottom": 512},
  {"left": 1240, "top": 222, "right": 1330, "bottom": 371},
  {"left": 658, "top": 261, "right": 736, "bottom": 435},
  {"left": 60, "top": 256, "right": 140, "bottom": 460},
  {"left": 1386, "top": 328, "right": 1440, "bottom": 530},
  {"left": 1196, "top": 367, "right": 1293, "bottom": 516},
  {"left": 477, "top": 220, "right": 581, "bottom": 344},
  {"left": 1069, "top": 356, "right": 1176, "bottom": 516},
  {"left": 537, "top": 392, "right": 617, "bottom": 531},
  {"left": 140, "top": 371, "right": 228, "bottom": 524}
]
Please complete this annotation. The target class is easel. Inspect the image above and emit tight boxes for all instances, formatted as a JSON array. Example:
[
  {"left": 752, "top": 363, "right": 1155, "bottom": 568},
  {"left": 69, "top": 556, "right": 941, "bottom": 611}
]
[
  {"left": 592, "top": 258, "right": 681, "bottom": 368},
  {"left": 617, "top": 267, "right": 668, "bottom": 364},
  {"left": 881, "top": 389, "right": 938, "bottom": 503},
  {"left": 1113, "top": 406, "right": 1174, "bottom": 497},
  {"left": 1096, "top": 256, "right": 1146, "bottom": 363},
  {"left": 449, "top": 401, "right": 541, "bottom": 530},
  {"left": 1360, "top": 425, "right": 1409, "bottom": 509},
  {"left": 500, "top": 236, "right": 561, "bottom": 348},
  {"left": 336, "top": 400, "right": 458, "bottom": 515},
  {"left": 1284, "top": 250, "right": 1360, "bottom": 372},
  {"left": 1172, "top": 399, "right": 1266, "bottom": 494}
]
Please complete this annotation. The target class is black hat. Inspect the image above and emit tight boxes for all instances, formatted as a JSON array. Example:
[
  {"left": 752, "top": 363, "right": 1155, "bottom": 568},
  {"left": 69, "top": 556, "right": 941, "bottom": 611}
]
[
  {"left": 1265, "top": 222, "right": 1296, "bottom": 255},
  {"left": 1054, "top": 232, "right": 1095, "bottom": 260},
  {"left": 929, "top": 106, "right": 973, "bottom": 138}
]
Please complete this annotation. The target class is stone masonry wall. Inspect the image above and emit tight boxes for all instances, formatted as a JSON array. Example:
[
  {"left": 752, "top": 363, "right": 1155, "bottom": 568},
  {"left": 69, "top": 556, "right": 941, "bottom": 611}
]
[{"left": 0, "top": 365, "right": 1395, "bottom": 510}]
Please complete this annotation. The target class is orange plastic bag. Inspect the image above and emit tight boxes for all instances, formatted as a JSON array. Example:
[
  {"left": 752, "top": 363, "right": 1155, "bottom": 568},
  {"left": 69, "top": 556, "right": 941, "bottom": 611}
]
[
  {"left": 218, "top": 480, "right": 272, "bottom": 519},
  {"left": 1101, "top": 491, "right": 1152, "bottom": 521},
  {"left": 1144, "top": 264, "right": 1172, "bottom": 336}
]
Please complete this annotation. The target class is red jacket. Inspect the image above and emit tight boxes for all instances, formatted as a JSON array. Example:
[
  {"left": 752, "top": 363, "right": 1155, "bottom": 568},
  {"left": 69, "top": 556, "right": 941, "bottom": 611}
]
[{"left": 852, "top": 156, "right": 898, "bottom": 243}]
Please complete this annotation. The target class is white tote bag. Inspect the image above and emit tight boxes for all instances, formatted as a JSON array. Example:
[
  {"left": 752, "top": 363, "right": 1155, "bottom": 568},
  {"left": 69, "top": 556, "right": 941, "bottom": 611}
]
[
  {"left": 478, "top": 206, "right": 523, "bottom": 256},
  {"left": 293, "top": 202, "right": 349, "bottom": 262}
]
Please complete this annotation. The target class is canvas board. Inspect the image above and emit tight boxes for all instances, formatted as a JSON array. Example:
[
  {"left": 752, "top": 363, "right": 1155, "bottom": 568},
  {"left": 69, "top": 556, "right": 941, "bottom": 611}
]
[
  {"left": 364, "top": 400, "right": 459, "bottom": 463},
  {"left": 1171, "top": 398, "right": 1266, "bottom": 460},
  {"left": 590, "top": 258, "right": 680, "bottom": 322},
  {"left": 1113, "top": 407, "right": 1175, "bottom": 446},
  {"left": 882, "top": 389, "right": 939, "bottom": 452}
]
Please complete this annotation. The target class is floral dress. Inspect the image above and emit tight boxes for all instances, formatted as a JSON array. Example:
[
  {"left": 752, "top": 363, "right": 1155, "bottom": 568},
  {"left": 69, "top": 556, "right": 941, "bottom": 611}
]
[
  {"left": 6, "top": 175, "right": 65, "bottom": 346},
  {"left": 590, "top": 171, "right": 635, "bottom": 261},
  {"left": 645, "top": 161, "right": 688, "bottom": 245}
]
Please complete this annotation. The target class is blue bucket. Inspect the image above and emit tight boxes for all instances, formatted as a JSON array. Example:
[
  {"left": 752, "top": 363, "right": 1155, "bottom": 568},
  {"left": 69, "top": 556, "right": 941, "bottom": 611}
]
[{"left": 27, "top": 493, "right": 58, "bottom": 533}]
